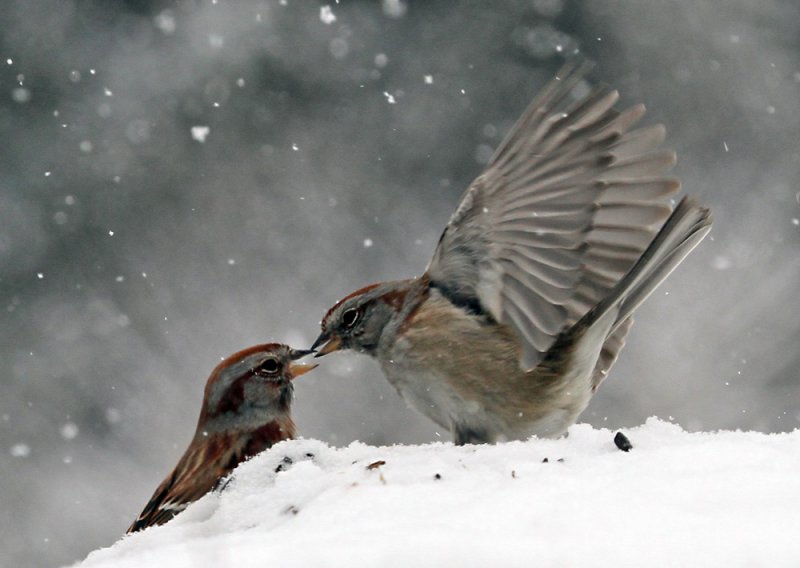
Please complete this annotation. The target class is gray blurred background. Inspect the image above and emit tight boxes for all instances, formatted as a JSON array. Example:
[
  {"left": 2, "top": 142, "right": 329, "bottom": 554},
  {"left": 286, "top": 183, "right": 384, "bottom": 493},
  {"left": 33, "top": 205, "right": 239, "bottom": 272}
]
[{"left": 1, "top": 1, "right": 798, "bottom": 566}]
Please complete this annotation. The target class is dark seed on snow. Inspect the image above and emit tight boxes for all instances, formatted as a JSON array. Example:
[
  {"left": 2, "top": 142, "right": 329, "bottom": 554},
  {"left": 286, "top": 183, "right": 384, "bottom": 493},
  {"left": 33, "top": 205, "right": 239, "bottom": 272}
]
[
  {"left": 275, "top": 456, "right": 293, "bottom": 472},
  {"left": 614, "top": 431, "right": 633, "bottom": 452}
]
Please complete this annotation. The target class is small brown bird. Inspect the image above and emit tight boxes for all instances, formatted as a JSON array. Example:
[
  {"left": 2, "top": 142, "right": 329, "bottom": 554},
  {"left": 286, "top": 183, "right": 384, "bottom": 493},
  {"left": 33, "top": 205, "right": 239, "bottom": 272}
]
[
  {"left": 312, "top": 60, "right": 712, "bottom": 445},
  {"left": 127, "top": 344, "right": 316, "bottom": 533}
]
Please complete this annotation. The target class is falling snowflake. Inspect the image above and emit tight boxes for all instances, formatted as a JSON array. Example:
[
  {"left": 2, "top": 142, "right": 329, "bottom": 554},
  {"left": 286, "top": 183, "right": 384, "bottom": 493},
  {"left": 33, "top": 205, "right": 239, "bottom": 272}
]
[
  {"left": 320, "top": 6, "right": 336, "bottom": 24},
  {"left": 191, "top": 126, "right": 210, "bottom": 143}
]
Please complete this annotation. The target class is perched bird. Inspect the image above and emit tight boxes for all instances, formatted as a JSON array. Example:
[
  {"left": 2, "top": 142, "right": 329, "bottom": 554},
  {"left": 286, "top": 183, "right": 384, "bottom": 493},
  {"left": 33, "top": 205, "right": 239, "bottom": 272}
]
[
  {"left": 312, "top": 60, "right": 712, "bottom": 445},
  {"left": 127, "top": 344, "right": 316, "bottom": 533}
]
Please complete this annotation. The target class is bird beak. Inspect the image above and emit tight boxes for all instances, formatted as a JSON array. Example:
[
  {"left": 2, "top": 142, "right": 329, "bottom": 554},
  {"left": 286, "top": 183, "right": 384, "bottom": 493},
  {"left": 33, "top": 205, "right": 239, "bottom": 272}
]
[
  {"left": 311, "top": 331, "right": 342, "bottom": 357},
  {"left": 288, "top": 362, "right": 318, "bottom": 379},
  {"left": 289, "top": 348, "right": 315, "bottom": 360}
]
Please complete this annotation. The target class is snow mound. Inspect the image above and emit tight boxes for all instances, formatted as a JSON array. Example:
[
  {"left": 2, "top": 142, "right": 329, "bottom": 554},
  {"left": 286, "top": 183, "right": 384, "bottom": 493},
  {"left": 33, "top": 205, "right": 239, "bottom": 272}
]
[{"left": 75, "top": 419, "right": 800, "bottom": 568}]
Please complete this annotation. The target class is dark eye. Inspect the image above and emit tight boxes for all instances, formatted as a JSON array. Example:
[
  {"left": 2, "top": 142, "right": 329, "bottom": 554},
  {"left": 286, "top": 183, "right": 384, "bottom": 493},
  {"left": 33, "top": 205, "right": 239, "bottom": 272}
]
[
  {"left": 260, "top": 358, "right": 280, "bottom": 375},
  {"left": 341, "top": 307, "right": 361, "bottom": 329}
]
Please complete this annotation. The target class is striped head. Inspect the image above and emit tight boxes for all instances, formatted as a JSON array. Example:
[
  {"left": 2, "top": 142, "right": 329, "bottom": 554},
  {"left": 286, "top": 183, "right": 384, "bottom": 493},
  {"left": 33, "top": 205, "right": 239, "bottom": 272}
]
[{"left": 198, "top": 343, "right": 316, "bottom": 433}]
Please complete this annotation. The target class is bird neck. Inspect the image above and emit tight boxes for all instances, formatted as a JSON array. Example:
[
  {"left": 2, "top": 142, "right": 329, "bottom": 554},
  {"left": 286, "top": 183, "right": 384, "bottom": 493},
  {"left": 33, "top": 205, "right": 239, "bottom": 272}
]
[{"left": 240, "top": 416, "right": 296, "bottom": 460}]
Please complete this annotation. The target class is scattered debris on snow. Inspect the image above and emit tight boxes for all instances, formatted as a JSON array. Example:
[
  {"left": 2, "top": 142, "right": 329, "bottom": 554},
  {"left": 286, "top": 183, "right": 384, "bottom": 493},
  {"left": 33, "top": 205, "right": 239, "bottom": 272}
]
[{"left": 76, "top": 420, "right": 800, "bottom": 568}]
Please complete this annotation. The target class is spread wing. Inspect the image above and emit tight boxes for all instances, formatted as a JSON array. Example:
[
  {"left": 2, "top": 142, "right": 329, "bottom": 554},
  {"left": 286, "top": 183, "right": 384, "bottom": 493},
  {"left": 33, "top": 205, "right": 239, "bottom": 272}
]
[{"left": 426, "top": 59, "right": 679, "bottom": 369}]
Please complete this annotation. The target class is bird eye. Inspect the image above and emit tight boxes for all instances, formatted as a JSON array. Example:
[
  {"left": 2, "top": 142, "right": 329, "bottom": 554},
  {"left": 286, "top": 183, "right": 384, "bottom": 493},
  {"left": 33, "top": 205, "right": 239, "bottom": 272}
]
[
  {"left": 341, "top": 307, "right": 361, "bottom": 329},
  {"left": 260, "top": 358, "right": 280, "bottom": 375}
]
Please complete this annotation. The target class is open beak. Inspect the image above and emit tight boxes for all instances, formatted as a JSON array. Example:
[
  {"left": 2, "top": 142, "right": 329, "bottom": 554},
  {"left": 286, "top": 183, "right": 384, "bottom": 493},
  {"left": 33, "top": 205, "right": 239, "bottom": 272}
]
[
  {"left": 311, "top": 332, "right": 342, "bottom": 357},
  {"left": 288, "top": 362, "right": 318, "bottom": 379}
]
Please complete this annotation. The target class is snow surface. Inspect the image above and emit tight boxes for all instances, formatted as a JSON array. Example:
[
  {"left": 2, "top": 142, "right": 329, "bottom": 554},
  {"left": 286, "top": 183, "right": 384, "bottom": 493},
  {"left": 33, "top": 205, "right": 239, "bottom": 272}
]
[{"left": 75, "top": 419, "right": 800, "bottom": 568}]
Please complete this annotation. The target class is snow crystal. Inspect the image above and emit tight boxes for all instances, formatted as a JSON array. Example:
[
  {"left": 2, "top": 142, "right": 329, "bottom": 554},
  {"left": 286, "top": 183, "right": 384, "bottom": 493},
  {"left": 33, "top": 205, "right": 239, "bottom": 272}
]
[
  {"left": 209, "top": 34, "right": 224, "bottom": 49},
  {"left": 191, "top": 126, "right": 210, "bottom": 143},
  {"left": 10, "top": 443, "right": 30, "bottom": 458},
  {"left": 80, "top": 140, "right": 93, "bottom": 153},
  {"left": 59, "top": 422, "right": 79, "bottom": 440},
  {"left": 383, "top": 91, "right": 396, "bottom": 104},
  {"left": 155, "top": 11, "right": 176, "bottom": 34},
  {"left": 374, "top": 53, "right": 388, "bottom": 68},
  {"left": 424, "top": 74, "right": 433, "bottom": 84},
  {"left": 382, "top": 0, "right": 407, "bottom": 18},
  {"left": 532, "top": 0, "right": 564, "bottom": 18},
  {"left": 126, "top": 120, "right": 150, "bottom": 144},
  {"left": 329, "top": 37, "right": 348, "bottom": 59},
  {"left": 363, "top": 238, "right": 373, "bottom": 248},
  {"left": 291, "top": 143, "right": 299, "bottom": 151},
  {"left": 75, "top": 421, "right": 800, "bottom": 568},
  {"left": 69, "top": 70, "right": 81, "bottom": 83},
  {"left": 11, "top": 87, "right": 30, "bottom": 103},
  {"left": 105, "top": 408, "right": 122, "bottom": 424},
  {"left": 36, "top": 273, "right": 44, "bottom": 279},
  {"left": 792, "top": 218, "right": 799, "bottom": 226},
  {"left": 319, "top": 6, "right": 336, "bottom": 25},
  {"left": 475, "top": 144, "right": 493, "bottom": 164},
  {"left": 711, "top": 255, "right": 733, "bottom": 270}
]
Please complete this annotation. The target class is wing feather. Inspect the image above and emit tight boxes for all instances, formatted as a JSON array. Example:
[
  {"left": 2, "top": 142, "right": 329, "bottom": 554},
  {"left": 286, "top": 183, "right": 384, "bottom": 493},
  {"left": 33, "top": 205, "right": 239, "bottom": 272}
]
[{"left": 426, "top": 59, "right": 681, "bottom": 369}]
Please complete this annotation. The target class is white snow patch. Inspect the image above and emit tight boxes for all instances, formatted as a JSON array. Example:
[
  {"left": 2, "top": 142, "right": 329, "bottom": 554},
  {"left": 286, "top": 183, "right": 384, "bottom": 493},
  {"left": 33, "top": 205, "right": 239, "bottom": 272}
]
[
  {"left": 75, "top": 420, "right": 800, "bottom": 568},
  {"left": 191, "top": 126, "right": 210, "bottom": 143}
]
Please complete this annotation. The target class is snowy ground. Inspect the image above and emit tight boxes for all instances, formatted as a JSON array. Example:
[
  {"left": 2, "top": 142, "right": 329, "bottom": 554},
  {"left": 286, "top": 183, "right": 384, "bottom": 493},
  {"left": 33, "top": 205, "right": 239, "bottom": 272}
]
[{"left": 75, "top": 419, "right": 800, "bottom": 568}]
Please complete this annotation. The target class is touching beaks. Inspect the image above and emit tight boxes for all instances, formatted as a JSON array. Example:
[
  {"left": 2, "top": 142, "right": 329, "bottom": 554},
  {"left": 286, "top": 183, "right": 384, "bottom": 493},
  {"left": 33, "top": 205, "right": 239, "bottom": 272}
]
[
  {"left": 289, "top": 348, "right": 315, "bottom": 361},
  {"left": 288, "top": 362, "right": 318, "bottom": 379},
  {"left": 311, "top": 332, "right": 342, "bottom": 358}
]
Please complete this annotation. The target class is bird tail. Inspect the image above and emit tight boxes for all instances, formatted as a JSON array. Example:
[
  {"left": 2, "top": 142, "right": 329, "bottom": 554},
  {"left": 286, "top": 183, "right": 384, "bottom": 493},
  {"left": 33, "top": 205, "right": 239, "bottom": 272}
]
[{"left": 584, "top": 196, "right": 712, "bottom": 333}]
